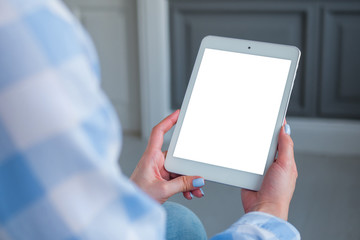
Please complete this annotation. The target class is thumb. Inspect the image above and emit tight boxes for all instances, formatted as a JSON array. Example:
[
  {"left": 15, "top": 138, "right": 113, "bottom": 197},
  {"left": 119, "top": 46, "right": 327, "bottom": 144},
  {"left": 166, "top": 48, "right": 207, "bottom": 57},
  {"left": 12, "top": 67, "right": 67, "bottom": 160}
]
[
  {"left": 277, "top": 124, "right": 295, "bottom": 170},
  {"left": 164, "top": 176, "right": 205, "bottom": 197}
]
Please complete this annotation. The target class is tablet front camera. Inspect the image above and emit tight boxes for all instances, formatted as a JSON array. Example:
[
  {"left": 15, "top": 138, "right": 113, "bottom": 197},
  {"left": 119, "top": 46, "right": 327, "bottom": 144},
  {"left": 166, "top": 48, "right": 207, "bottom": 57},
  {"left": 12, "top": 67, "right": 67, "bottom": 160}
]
[{"left": 248, "top": 46, "right": 251, "bottom": 49}]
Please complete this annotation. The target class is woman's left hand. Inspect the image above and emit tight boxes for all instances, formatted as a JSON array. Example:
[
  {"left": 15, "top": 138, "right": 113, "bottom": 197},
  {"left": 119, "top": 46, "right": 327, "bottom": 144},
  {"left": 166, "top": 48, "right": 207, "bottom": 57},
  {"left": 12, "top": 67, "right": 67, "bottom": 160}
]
[{"left": 131, "top": 110, "right": 205, "bottom": 204}]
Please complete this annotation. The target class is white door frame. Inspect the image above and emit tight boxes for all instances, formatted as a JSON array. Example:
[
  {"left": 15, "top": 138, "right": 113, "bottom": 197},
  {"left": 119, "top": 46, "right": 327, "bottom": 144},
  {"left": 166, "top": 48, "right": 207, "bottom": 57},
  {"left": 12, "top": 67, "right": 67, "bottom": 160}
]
[
  {"left": 136, "top": 0, "right": 360, "bottom": 156},
  {"left": 137, "top": 0, "right": 172, "bottom": 140}
]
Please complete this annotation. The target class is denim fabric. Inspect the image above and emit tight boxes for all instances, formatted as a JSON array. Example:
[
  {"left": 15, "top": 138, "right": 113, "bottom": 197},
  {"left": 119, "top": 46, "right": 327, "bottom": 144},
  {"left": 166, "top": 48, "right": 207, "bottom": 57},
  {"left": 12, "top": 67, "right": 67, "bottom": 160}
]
[{"left": 163, "top": 202, "right": 207, "bottom": 240}]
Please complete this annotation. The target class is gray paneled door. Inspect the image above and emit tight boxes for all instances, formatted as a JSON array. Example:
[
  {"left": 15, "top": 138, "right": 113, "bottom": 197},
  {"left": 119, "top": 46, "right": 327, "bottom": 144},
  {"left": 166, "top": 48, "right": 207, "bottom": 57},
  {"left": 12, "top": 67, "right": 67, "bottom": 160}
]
[
  {"left": 169, "top": 0, "right": 360, "bottom": 119},
  {"left": 321, "top": 5, "right": 360, "bottom": 118}
]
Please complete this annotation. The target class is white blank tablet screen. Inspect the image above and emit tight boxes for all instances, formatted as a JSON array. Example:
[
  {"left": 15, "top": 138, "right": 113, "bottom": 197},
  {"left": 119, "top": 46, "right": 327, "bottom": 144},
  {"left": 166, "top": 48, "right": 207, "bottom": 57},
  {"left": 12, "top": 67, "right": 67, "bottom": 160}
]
[{"left": 173, "top": 48, "right": 291, "bottom": 175}]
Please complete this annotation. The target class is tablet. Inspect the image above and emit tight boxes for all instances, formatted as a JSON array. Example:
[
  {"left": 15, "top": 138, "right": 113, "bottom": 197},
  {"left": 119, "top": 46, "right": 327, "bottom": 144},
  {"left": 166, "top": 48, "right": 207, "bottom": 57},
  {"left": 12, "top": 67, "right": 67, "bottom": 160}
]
[{"left": 165, "top": 36, "right": 300, "bottom": 190}]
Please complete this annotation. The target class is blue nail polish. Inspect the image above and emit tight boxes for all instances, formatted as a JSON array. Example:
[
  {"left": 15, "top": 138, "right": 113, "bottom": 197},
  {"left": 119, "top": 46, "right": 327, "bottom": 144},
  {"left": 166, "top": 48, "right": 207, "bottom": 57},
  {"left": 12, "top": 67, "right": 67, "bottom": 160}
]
[
  {"left": 189, "top": 192, "right": 194, "bottom": 199},
  {"left": 285, "top": 124, "right": 291, "bottom": 135},
  {"left": 193, "top": 178, "right": 205, "bottom": 187},
  {"left": 200, "top": 188, "right": 204, "bottom": 196}
]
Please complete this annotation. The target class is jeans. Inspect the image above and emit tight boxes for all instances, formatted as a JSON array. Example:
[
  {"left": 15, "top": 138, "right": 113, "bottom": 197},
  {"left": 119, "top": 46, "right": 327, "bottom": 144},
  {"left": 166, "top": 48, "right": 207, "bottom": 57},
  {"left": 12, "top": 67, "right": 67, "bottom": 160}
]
[{"left": 163, "top": 202, "right": 207, "bottom": 240}]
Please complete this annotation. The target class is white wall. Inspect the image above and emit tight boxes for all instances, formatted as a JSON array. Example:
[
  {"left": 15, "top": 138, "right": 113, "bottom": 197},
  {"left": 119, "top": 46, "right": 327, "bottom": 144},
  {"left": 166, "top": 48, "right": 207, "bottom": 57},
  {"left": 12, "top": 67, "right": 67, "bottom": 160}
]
[{"left": 64, "top": 0, "right": 141, "bottom": 134}]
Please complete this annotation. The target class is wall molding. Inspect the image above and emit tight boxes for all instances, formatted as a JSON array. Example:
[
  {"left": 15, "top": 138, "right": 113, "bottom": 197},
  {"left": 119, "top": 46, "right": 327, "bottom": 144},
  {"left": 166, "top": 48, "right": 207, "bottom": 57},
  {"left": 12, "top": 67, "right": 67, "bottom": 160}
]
[
  {"left": 137, "top": 0, "right": 360, "bottom": 156},
  {"left": 288, "top": 117, "right": 360, "bottom": 156}
]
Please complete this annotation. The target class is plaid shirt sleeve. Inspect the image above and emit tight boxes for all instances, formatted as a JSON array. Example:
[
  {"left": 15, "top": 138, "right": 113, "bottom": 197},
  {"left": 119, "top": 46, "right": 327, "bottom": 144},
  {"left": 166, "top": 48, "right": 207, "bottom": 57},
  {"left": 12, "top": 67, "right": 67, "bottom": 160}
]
[
  {"left": 0, "top": 0, "right": 165, "bottom": 239},
  {"left": 211, "top": 212, "right": 300, "bottom": 240},
  {"left": 0, "top": 0, "right": 300, "bottom": 239}
]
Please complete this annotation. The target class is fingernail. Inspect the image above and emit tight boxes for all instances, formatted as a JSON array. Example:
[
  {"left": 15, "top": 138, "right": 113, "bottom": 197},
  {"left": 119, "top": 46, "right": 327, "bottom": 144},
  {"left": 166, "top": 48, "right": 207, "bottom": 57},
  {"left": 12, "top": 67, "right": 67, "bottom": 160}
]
[
  {"left": 285, "top": 124, "right": 291, "bottom": 135},
  {"left": 200, "top": 188, "right": 204, "bottom": 196},
  {"left": 192, "top": 178, "right": 205, "bottom": 187},
  {"left": 189, "top": 192, "right": 194, "bottom": 199}
]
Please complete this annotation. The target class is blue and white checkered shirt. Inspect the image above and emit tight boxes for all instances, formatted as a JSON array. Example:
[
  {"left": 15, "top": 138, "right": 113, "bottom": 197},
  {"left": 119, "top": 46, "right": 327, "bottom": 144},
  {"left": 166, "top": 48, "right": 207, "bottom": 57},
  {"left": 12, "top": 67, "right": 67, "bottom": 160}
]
[{"left": 0, "top": 0, "right": 300, "bottom": 239}]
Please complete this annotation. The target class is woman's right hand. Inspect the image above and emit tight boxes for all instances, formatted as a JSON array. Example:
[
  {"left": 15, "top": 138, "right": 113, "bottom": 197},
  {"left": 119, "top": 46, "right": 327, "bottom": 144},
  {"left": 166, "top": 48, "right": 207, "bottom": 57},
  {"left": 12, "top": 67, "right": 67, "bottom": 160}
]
[{"left": 241, "top": 123, "right": 298, "bottom": 221}]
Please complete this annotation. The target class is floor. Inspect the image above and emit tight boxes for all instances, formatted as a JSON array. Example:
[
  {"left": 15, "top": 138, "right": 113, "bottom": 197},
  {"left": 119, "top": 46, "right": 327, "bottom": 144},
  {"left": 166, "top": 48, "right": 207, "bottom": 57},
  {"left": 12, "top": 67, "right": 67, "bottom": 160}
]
[{"left": 119, "top": 134, "right": 360, "bottom": 239}]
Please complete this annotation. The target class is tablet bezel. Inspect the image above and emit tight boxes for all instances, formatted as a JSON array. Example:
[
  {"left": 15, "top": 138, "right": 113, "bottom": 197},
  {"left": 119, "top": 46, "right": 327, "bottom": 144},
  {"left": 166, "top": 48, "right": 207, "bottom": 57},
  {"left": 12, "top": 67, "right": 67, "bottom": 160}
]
[{"left": 165, "top": 36, "right": 300, "bottom": 190}]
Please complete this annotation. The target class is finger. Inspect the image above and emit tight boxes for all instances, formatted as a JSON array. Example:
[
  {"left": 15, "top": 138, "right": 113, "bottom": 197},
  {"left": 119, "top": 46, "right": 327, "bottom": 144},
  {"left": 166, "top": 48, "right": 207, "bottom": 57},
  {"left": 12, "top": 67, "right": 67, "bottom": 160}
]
[
  {"left": 148, "top": 110, "right": 180, "bottom": 150},
  {"left": 183, "top": 188, "right": 204, "bottom": 199},
  {"left": 191, "top": 188, "right": 204, "bottom": 198},
  {"left": 277, "top": 124, "right": 295, "bottom": 170},
  {"left": 165, "top": 176, "right": 205, "bottom": 197},
  {"left": 183, "top": 191, "right": 193, "bottom": 200}
]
